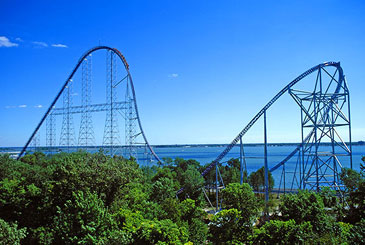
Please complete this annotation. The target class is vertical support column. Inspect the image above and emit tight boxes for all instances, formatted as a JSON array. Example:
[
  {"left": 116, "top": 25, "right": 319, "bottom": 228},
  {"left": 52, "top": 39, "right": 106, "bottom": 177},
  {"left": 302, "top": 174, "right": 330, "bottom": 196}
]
[
  {"left": 46, "top": 112, "right": 56, "bottom": 152},
  {"left": 67, "top": 81, "right": 71, "bottom": 150},
  {"left": 216, "top": 163, "right": 219, "bottom": 212},
  {"left": 316, "top": 69, "right": 322, "bottom": 192},
  {"left": 31, "top": 132, "right": 40, "bottom": 151},
  {"left": 283, "top": 154, "right": 286, "bottom": 195},
  {"left": 264, "top": 110, "right": 269, "bottom": 212},
  {"left": 125, "top": 77, "right": 132, "bottom": 158},
  {"left": 60, "top": 79, "right": 75, "bottom": 151},
  {"left": 125, "top": 75, "right": 138, "bottom": 160},
  {"left": 110, "top": 52, "right": 114, "bottom": 155},
  {"left": 79, "top": 55, "right": 94, "bottom": 147},
  {"left": 240, "top": 137, "right": 244, "bottom": 185},
  {"left": 103, "top": 51, "right": 120, "bottom": 155},
  {"left": 347, "top": 87, "right": 353, "bottom": 169},
  {"left": 300, "top": 101, "right": 304, "bottom": 189},
  {"left": 331, "top": 107, "right": 336, "bottom": 186},
  {"left": 314, "top": 92, "right": 319, "bottom": 192}
]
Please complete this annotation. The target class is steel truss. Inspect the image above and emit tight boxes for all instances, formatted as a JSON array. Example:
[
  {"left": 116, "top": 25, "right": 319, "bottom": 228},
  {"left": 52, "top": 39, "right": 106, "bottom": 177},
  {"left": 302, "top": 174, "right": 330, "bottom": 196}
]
[
  {"left": 59, "top": 79, "right": 76, "bottom": 150},
  {"left": 287, "top": 66, "right": 352, "bottom": 192},
  {"left": 178, "top": 62, "right": 351, "bottom": 208},
  {"left": 78, "top": 55, "right": 95, "bottom": 147},
  {"left": 103, "top": 51, "right": 121, "bottom": 155},
  {"left": 18, "top": 46, "right": 161, "bottom": 163},
  {"left": 125, "top": 77, "right": 139, "bottom": 159}
]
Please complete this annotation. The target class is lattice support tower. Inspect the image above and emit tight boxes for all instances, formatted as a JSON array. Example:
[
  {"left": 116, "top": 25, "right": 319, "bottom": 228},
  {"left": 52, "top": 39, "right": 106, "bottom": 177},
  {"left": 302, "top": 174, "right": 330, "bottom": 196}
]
[
  {"left": 103, "top": 50, "right": 121, "bottom": 155},
  {"left": 46, "top": 111, "right": 56, "bottom": 149},
  {"left": 31, "top": 132, "right": 40, "bottom": 151},
  {"left": 125, "top": 76, "right": 139, "bottom": 160},
  {"left": 18, "top": 46, "right": 161, "bottom": 164},
  {"left": 59, "top": 79, "right": 76, "bottom": 150},
  {"left": 78, "top": 54, "right": 95, "bottom": 147},
  {"left": 289, "top": 67, "right": 352, "bottom": 192}
]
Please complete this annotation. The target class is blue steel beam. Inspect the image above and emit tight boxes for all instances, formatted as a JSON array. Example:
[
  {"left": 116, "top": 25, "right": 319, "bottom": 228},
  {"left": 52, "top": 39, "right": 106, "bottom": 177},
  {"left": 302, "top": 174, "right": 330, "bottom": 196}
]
[
  {"left": 177, "top": 62, "right": 344, "bottom": 195},
  {"left": 200, "top": 62, "right": 343, "bottom": 177},
  {"left": 18, "top": 46, "right": 161, "bottom": 163}
]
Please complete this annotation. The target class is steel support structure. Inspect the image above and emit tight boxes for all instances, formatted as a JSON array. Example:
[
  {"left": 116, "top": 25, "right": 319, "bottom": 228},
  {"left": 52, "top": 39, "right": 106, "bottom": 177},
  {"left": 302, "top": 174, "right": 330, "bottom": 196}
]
[
  {"left": 103, "top": 50, "right": 121, "bottom": 155},
  {"left": 78, "top": 55, "right": 95, "bottom": 147},
  {"left": 31, "top": 132, "right": 40, "bottom": 151},
  {"left": 216, "top": 164, "right": 219, "bottom": 212},
  {"left": 239, "top": 137, "right": 247, "bottom": 184},
  {"left": 59, "top": 79, "right": 76, "bottom": 151},
  {"left": 18, "top": 46, "right": 161, "bottom": 163},
  {"left": 263, "top": 110, "right": 269, "bottom": 212},
  {"left": 46, "top": 112, "right": 56, "bottom": 149},
  {"left": 288, "top": 66, "right": 352, "bottom": 192},
  {"left": 177, "top": 62, "right": 347, "bottom": 197},
  {"left": 125, "top": 76, "right": 139, "bottom": 160}
]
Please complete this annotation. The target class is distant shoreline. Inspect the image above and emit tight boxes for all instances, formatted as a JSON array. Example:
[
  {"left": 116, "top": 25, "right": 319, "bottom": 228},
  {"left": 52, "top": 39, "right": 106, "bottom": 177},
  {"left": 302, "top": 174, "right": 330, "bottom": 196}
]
[{"left": 1, "top": 141, "right": 364, "bottom": 150}]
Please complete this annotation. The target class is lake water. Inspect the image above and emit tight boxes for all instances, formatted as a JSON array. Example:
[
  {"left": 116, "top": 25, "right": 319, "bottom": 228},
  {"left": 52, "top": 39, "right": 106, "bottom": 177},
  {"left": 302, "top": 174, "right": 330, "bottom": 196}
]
[{"left": 1, "top": 144, "right": 364, "bottom": 189}]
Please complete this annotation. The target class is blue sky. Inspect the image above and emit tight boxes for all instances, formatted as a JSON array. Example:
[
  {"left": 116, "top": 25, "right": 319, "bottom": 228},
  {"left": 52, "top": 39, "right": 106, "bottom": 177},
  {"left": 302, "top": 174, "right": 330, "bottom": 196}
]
[{"left": 0, "top": 0, "right": 364, "bottom": 147}]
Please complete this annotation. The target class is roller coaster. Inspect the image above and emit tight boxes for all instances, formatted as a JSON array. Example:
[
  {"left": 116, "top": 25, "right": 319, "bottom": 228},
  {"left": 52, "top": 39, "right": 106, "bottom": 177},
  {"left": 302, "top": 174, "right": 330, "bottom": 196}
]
[
  {"left": 193, "top": 61, "right": 352, "bottom": 209},
  {"left": 17, "top": 46, "right": 352, "bottom": 205},
  {"left": 17, "top": 46, "right": 161, "bottom": 163}
]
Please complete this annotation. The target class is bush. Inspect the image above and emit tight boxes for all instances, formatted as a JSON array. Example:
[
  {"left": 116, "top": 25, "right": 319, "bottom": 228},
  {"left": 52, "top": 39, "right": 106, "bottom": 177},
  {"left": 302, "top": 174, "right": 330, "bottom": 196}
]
[
  {"left": 221, "top": 183, "right": 259, "bottom": 224},
  {"left": 0, "top": 218, "right": 27, "bottom": 245},
  {"left": 52, "top": 190, "right": 115, "bottom": 244},
  {"left": 209, "top": 208, "right": 251, "bottom": 244},
  {"left": 279, "top": 190, "right": 333, "bottom": 233},
  {"left": 252, "top": 219, "right": 313, "bottom": 244}
]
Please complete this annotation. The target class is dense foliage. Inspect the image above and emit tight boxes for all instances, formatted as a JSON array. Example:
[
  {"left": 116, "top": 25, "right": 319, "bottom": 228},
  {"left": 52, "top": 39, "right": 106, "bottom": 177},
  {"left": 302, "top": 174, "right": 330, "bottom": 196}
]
[
  {"left": 0, "top": 152, "right": 207, "bottom": 244},
  {"left": 0, "top": 152, "right": 364, "bottom": 244}
]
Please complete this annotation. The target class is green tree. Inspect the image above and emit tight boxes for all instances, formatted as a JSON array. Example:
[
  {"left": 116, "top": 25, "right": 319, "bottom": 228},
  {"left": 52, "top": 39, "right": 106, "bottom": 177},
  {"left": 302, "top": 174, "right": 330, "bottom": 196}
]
[
  {"left": 180, "top": 165, "right": 205, "bottom": 203},
  {"left": 319, "top": 187, "right": 339, "bottom": 208},
  {"left": 252, "top": 219, "right": 313, "bottom": 244},
  {"left": 340, "top": 161, "right": 365, "bottom": 224},
  {"left": 279, "top": 190, "right": 333, "bottom": 233},
  {"left": 0, "top": 218, "right": 27, "bottom": 245},
  {"left": 221, "top": 183, "right": 260, "bottom": 224},
  {"left": 52, "top": 190, "right": 115, "bottom": 244},
  {"left": 133, "top": 219, "right": 189, "bottom": 245},
  {"left": 348, "top": 219, "right": 365, "bottom": 244},
  {"left": 209, "top": 208, "right": 247, "bottom": 244},
  {"left": 151, "top": 177, "right": 179, "bottom": 204},
  {"left": 209, "top": 183, "right": 259, "bottom": 243},
  {"left": 248, "top": 166, "right": 274, "bottom": 192},
  {"left": 340, "top": 167, "right": 361, "bottom": 193},
  {"left": 178, "top": 199, "right": 208, "bottom": 244},
  {"left": 115, "top": 209, "right": 188, "bottom": 244},
  {"left": 220, "top": 158, "right": 247, "bottom": 184},
  {"left": 0, "top": 152, "right": 210, "bottom": 244},
  {"left": 115, "top": 182, "right": 165, "bottom": 220}
]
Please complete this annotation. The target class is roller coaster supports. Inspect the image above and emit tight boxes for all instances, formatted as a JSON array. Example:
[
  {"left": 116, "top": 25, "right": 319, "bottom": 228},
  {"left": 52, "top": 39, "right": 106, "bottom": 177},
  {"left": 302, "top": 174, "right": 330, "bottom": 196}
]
[
  {"left": 103, "top": 51, "right": 120, "bottom": 155},
  {"left": 347, "top": 82, "right": 353, "bottom": 169},
  {"left": 46, "top": 112, "right": 56, "bottom": 151},
  {"left": 216, "top": 164, "right": 219, "bottom": 212},
  {"left": 78, "top": 55, "right": 95, "bottom": 147},
  {"left": 264, "top": 110, "right": 269, "bottom": 214},
  {"left": 314, "top": 91, "right": 320, "bottom": 192},
  {"left": 289, "top": 65, "right": 352, "bottom": 193},
  {"left": 240, "top": 137, "right": 244, "bottom": 185},
  {"left": 60, "top": 79, "right": 76, "bottom": 151}
]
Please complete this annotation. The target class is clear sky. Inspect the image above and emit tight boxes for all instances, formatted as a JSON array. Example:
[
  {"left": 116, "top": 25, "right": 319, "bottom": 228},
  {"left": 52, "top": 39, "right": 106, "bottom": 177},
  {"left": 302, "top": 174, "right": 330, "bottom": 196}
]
[{"left": 0, "top": 0, "right": 364, "bottom": 147}]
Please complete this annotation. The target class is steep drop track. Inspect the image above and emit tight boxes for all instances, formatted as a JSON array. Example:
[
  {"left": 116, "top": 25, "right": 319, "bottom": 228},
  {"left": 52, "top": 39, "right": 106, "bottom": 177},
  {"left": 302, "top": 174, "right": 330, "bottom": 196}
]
[
  {"left": 178, "top": 62, "right": 344, "bottom": 194},
  {"left": 18, "top": 46, "right": 161, "bottom": 162}
]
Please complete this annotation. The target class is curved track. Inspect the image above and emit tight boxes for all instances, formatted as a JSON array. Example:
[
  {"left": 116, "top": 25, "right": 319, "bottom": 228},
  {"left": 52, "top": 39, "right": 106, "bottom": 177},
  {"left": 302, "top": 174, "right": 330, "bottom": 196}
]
[
  {"left": 18, "top": 46, "right": 161, "bottom": 162},
  {"left": 178, "top": 61, "right": 344, "bottom": 194}
]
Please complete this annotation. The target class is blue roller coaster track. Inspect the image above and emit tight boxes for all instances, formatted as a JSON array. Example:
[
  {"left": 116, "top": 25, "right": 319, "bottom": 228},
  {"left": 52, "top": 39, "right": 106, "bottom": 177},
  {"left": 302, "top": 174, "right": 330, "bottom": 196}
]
[
  {"left": 178, "top": 61, "right": 348, "bottom": 195},
  {"left": 17, "top": 46, "right": 161, "bottom": 162}
]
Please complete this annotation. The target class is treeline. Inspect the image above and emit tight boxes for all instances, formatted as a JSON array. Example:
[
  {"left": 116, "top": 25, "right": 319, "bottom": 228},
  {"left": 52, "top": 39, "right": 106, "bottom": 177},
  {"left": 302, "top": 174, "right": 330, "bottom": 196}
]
[{"left": 0, "top": 151, "right": 364, "bottom": 244}]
